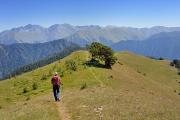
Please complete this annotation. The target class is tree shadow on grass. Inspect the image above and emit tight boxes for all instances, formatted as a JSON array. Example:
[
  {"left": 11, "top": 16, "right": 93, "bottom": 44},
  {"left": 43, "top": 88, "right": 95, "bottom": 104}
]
[{"left": 84, "top": 59, "right": 106, "bottom": 68}]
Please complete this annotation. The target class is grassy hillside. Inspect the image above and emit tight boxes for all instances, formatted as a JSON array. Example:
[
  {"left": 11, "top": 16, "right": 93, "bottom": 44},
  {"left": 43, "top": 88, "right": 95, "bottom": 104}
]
[{"left": 0, "top": 51, "right": 180, "bottom": 120}]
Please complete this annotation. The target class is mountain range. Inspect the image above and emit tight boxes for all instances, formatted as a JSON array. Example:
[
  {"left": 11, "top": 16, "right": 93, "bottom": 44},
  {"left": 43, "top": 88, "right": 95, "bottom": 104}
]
[
  {"left": 111, "top": 31, "right": 180, "bottom": 60},
  {"left": 1, "top": 24, "right": 180, "bottom": 45},
  {"left": 1, "top": 24, "right": 180, "bottom": 79}
]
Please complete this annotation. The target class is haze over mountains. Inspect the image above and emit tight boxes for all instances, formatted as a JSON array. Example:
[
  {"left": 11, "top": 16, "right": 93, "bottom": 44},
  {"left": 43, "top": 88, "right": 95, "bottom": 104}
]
[
  {"left": 1, "top": 24, "right": 180, "bottom": 45},
  {"left": 112, "top": 31, "right": 180, "bottom": 60}
]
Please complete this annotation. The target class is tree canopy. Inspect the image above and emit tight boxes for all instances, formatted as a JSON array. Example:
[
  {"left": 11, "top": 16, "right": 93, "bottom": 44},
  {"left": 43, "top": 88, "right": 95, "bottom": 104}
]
[{"left": 88, "top": 42, "right": 117, "bottom": 68}]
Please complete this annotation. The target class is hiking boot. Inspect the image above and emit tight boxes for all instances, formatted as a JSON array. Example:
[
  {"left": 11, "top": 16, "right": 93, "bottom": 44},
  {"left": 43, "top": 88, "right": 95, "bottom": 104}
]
[{"left": 57, "top": 98, "right": 60, "bottom": 102}]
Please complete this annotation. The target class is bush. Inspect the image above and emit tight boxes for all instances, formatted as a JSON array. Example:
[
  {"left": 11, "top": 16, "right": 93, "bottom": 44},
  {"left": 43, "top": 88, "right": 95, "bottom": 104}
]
[
  {"left": 32, "top": 82, "right": 38, "bottom": 90},
  {"left": 170, "top": 62, "right": 174, "bottom": 66},
  {"left": 80, "top": 82, "right": 87, "bottom": 90},
  {"left": 108, "top": 75, "right": 113, "bottom": 79},
  {"left": 178, "top": 72, "right": 180, "bottom": 75},
  {"left": 159, "top": 57, "right": 164, "bottom": 60},
  {"left": 23, "top": 87, "right": 28, "bottom": 93},
  {"left": 173, "top": 59, "right": 180, "bottom": 69},
  {"left": 65, "top": 60, "right": 77, "bottom": 71}
]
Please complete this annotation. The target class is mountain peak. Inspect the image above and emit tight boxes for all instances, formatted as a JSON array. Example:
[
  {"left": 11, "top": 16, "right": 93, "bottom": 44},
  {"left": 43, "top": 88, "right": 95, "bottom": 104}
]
[{"left": 1, "top": 24, "right": 180, "bottom": 45}]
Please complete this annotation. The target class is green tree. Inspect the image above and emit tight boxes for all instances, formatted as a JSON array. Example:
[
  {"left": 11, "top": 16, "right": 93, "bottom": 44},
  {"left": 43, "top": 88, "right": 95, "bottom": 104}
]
[{"left": 89, "top": 42, "right": 117, "bottom": 68}]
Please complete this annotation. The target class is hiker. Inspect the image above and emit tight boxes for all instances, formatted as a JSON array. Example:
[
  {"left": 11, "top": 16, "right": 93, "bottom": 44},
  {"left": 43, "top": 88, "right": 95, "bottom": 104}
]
[{"left": 51, "top": 72, "right": 62, "bottom": 101}]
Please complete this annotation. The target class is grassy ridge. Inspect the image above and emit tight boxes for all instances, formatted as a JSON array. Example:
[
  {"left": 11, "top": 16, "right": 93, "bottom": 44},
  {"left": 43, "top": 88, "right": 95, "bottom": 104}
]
[{"left": 0, "top": 51, "right": 180, "bottom": 120}]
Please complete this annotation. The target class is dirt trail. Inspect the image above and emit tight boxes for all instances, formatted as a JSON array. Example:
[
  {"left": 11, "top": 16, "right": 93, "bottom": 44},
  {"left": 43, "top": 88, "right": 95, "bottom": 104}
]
[{"left": 55, "top": 101, "right": 71, "bottom": 120}]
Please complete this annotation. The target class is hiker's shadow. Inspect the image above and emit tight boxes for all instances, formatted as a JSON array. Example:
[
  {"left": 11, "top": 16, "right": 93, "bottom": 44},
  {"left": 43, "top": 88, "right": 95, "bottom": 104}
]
[{"left": 84, "top": 59, "right": 105, "bottom": 68}]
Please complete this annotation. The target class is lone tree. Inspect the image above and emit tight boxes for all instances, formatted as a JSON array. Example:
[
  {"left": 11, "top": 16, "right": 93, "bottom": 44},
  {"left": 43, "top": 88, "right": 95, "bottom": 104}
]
[{"left": 89, "top": 42, "right": 117, "bottom": 68}]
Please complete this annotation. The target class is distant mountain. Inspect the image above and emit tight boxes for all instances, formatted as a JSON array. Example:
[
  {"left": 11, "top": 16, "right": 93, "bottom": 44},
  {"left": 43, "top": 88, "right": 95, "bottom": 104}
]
[
  {"left": 0, "top": 39, "right": 80, "bottom": 79},
  {"left": 111, "top": 31, "right": 180, "bottom": 60},
  {"left": 3, "top": 45, "right": 82, "bottom": 80},
  {"left": 0, "top": 24, "right": 77, "bottom": 44},
  {"left": 1, "top": 24, "right": 180, "bottom": 45}
]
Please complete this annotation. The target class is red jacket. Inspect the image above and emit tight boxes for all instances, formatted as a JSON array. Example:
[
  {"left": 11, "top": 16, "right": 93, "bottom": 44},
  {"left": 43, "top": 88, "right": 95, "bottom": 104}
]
[{"left": 51, "top": 75, "right": 61, "bottom": 86}]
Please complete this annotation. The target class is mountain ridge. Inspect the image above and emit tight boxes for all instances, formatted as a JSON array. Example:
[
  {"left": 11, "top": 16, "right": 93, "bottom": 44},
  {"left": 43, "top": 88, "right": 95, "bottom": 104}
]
[
  {"left": 1, "top": 24, "right": 180, "bottom": 45},
  {"left": 111, "top": 31, "right": 180, "bottom": 60},
  {"left": 0, "top": 39, "right": 81, "bottom": 79}
]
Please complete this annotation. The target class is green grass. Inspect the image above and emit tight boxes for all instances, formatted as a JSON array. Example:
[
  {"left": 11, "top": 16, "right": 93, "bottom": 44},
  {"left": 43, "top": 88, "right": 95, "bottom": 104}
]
[
  {"left": 0, "top": 50, "right": 180, "bottom": 120},
  {"left": 0, "top": 95, "right": 60, "bottom": 120}
]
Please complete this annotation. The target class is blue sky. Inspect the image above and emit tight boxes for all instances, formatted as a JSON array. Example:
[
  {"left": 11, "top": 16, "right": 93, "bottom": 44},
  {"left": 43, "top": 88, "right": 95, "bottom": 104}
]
[{"left": 0, "top": 0, "right": 180, "bottom": 31}]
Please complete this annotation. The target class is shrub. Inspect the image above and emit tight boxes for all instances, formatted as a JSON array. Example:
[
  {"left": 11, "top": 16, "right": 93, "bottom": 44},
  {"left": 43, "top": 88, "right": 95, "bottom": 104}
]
[
  {"left": 0, "top": 106, "right": 2, "bottom": 109},
  {"left": 109, "top": 75, "right": 113, "bottom": 79},
  {"left": 178, "top": 72, "right": 180, "bottom": 75},
  {"left": 80, "top": 82, "right": 87, "bottom": 90},
  {"left": 65, "top": 60, "right": 77, "bottom": 71},
  {"left": 159, "top": 57, "right": 164, "bottom": 60},
  {"left": 23, "top": 87, "right": 28, "bottom": 93},
  {"left": 170, "top": 62, "right": 174, "bottom": 66},
  {"left": 173, "top": 59, "right": 180, "bottom": 69},
  {"left": 32, "top": 82, "right": 38, "bottom": 90}
]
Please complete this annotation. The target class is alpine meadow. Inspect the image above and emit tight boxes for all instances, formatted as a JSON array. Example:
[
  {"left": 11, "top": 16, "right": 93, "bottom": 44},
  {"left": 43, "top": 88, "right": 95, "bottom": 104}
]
[{"left": 1, "top": 0, "right": 180, "bottom": 120}]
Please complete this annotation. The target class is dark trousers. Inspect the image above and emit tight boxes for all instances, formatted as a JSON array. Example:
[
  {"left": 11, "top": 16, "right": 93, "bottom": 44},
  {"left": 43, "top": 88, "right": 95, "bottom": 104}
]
[{"left": 53, "top": 85, "right": 60, "bottom": 101}]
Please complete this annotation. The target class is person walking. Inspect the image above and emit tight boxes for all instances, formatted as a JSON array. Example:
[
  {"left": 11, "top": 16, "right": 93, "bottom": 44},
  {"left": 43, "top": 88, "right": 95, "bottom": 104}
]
[{"left": 51, "top": 72, "right": 62, "bottom": 101}]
